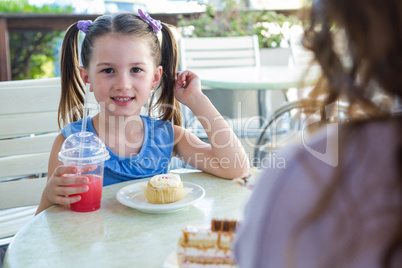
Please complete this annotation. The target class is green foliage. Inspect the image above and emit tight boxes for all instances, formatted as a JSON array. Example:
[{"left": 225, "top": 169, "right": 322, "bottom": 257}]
[
  {"left": 178, "top": 0, "right": 300, "bottom": 48},
  {"left": 0, "top": 0, "right": 73, "bottom": 80},
  {"left": 0, "top": 0, "right": 74, "bottom": 13},
  {"left": 178, "top": 0, "right": 251, "bottom": 37},
  {"left": 9, "top": 31, "right": 61, "bottom": 80}
]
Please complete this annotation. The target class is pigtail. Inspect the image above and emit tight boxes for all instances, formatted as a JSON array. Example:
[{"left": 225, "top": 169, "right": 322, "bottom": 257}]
[
  {"left": 58, "top": 22, "right": 85, "bottom": 129},
  {"left": 153, "top": 24, "right": 182, "bottom": 127}
]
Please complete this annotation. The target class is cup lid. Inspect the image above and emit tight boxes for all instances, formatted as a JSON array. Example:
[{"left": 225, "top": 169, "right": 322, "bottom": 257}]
[{"left": 58, "top": 132, "right": 110, "bottom": 165}]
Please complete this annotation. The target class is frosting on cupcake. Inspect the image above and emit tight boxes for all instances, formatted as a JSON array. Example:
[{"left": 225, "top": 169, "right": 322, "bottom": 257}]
[{"left": 150, "top": 174, "right": 181, "bottom": 188}]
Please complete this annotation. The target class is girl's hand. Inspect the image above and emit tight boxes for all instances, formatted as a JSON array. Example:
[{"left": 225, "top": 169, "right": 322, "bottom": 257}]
[
  {"left": 43, "top": 165, "right": 91, "bottom": 206},
  {"left": 174, "top": 70, "right": 202, "bottom": 107}
]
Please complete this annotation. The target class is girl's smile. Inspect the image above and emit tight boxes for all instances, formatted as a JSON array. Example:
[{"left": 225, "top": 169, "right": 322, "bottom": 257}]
[{"left": 111, "top": 96, "right": 135, "bottom": 106}]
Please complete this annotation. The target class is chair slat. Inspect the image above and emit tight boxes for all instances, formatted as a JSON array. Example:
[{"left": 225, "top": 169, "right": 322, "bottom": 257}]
[
  {"left": 0, "top": 206, "right": 37, "bottom": 238},
  {"left": 0, "top": 133, "right": 57, "bottom": 157},
  {"left": 0, "top": 112, "right": 59, "bottom": 139},
  {"left": 0, "top": 77, "right": 60, "bottom": 89},
  {"left": 0, "top": 85, "right": 61, "bottom": 115},
  {"left": 0, "top": 153, "right": 50, "bottom": 179},
  {"left": 0, "top": 206, "right": 38, "bottom": 222},
  {"left": 0, "top": 177, "right": 46, "bottom": 209}
]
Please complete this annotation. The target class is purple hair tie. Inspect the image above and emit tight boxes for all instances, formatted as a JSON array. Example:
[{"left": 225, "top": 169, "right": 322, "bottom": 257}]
[
  {"left": 138, "top": 9, "right": 162, "bottom": 34},
  {"left": 77, "top": 20, "right": 92, "bottom": 34}
]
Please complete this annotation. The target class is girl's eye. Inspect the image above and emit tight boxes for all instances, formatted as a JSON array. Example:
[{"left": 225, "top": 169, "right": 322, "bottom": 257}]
[
  {"left": 131, "top": 68, "right": 141, "bottom": 73},
  {"left": 102, "top": 68, "right": 114, "bottom": 74}
]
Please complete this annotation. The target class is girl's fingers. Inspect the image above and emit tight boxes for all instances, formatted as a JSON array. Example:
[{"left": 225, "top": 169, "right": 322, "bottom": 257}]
[
  {"left": 56, "top": 184, "right": 89, "bottom": 196},
  {"left": 59, "top": 175, "right": 89, "bottom": 186},
  {"left": 55, "top": 165, "right": 78, "bottom": 176},
  {"left": 53, "top": 194, "right": 82, "bottom": 205},
  {"left": 178, "top": 70, "right": 191, "bottom": 80},
  {"left": 56, "top": 165, "right": 98, "bottom": 176}
]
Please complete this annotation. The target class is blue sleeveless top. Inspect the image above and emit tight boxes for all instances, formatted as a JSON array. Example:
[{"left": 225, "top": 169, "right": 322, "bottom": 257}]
[{"left": 61, "top": 115, "right": 174, "bottom": 186}]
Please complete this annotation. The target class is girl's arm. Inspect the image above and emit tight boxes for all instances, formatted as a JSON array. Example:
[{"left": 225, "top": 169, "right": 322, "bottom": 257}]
[
  {"left": 35, "top": 134, "right": 90, "bottom": 215},
  {"left": 173, "top": 70, "right": 250, "bottom": 179}
]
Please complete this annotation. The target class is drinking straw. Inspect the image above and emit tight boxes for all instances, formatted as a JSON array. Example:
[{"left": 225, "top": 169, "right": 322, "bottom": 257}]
[
  {"left": 81, "top": 83, "right": 90, "bottom": 133},
  {"left": 79, "top": 83, "right": 90, "bottom": 160}
]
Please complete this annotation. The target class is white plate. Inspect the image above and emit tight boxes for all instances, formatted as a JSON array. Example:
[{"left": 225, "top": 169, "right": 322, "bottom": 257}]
[
  {"left": 162, "top": 251, "right": 178, "bottom": 268},
  {"left": 116, "top": 181, "right": 205, "bottom": 214}
]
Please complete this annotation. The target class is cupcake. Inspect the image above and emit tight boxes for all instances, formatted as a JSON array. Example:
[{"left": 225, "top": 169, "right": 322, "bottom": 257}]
[{"left": 140, "top": 174, "right": 192, "bottom": 204}]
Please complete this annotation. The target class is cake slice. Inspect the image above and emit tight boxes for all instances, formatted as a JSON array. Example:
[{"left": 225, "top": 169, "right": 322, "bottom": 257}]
[{"left": 177, "top": 219, "right": 238, "bottom": 267}]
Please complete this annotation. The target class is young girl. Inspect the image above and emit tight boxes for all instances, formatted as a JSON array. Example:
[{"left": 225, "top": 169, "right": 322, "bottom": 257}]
[
  {"left": 36, "top": 11, "right": 249, "bottom": 214},
  {"left": 234, "top": 0, "right": 402, "bottom": 267}
]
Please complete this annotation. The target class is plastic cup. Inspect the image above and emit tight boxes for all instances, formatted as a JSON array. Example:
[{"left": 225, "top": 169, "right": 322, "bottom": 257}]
[{"left": 58, "top": 132, "right": 110, "bottom": 212}]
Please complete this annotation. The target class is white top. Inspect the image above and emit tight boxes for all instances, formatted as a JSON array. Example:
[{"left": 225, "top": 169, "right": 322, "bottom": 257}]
[{"left": 234, "top": 120, "right": 402, "bottom": 267}]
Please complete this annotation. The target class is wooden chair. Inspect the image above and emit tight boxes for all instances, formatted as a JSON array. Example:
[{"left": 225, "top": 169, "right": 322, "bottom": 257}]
[{"left": 0, "top": 77, "right": 97, "bottom": 250}]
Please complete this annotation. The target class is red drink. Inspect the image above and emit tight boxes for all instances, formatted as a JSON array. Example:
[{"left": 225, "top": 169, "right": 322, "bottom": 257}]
[{"left": 70, "top": 174, "right": 103, "bottom": 212}]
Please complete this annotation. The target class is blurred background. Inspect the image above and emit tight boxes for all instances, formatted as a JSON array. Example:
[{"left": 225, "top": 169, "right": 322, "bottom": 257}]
[{"left": 0, "top": 0, "right": 304, "bottom": 81}]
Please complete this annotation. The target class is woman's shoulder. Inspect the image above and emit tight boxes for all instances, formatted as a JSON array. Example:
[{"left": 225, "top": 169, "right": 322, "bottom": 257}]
[
  {"left": 297, "top": 117, "right": 400, "bottom": 157},
  {"left": 339, "top": 117, "right": 400, "bottom": 154},
  {"left": 254, "top": 117, "right": 401, "bottom": 201}
]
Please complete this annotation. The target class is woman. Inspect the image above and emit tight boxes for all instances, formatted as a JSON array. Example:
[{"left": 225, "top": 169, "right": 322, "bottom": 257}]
[{"left": 234, "top": 0, "right": 402, "bottom": 267}]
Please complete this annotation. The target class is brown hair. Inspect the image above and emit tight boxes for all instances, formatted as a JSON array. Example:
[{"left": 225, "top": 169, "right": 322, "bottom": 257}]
[
  {"left": 292, "top": 0, "right": 402, "bottom": 266},
  {"left": 58, "top": 12, "right": 181, "bottom": 129}
]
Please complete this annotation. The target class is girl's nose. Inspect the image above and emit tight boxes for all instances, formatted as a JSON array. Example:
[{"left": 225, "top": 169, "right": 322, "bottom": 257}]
[{"left": 115, "top": 73, "right": 132, "bottom": 91}]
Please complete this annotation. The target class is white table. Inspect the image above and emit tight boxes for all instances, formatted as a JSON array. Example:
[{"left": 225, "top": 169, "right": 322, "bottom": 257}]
[
  {"left": 196, "top": 65, "right": 321, "bottom": 91},
  {"left": 3, "top": 171, "right": 251, "bottom": 268}
]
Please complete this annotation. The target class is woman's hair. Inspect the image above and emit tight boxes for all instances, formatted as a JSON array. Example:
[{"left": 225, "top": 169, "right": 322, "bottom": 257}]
[
  {"left": 304, "top": 0, "right": 402, "bottom": 115},
  {"left": 292, "top": 0, "right": 402, "bottom": 267},
  {"left": 58, "top": 12, "right": 181, "bottom": 128}
]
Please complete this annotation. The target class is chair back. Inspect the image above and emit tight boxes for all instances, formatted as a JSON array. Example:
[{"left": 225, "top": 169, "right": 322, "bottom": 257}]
[
  {"left": 179, "top": 35, "right": 260, "bottom": 71},
  {"left": 0, "top": 77, "right": 96, "bottom": 240}
]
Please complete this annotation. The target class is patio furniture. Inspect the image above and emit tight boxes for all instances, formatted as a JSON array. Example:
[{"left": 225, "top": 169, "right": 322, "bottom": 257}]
[
  {"left": 0, "top": 77, "right": 97, "bottom": 255},
  {"left": 3, "top": 170, "right": 251, "bottom": 268}
]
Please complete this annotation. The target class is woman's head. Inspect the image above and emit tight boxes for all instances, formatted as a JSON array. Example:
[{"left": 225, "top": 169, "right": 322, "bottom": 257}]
[
  {"left": 304, "top": 0, "right": 402, "bottom": 116},
  {"left": 59, "top": 11, "right": 181, "bottom": 128}
]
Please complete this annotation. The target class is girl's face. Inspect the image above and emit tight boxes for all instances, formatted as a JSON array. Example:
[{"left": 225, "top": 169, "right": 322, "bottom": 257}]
[{"left": 80, "top": 33, "right": 162, "bottom": 118}]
